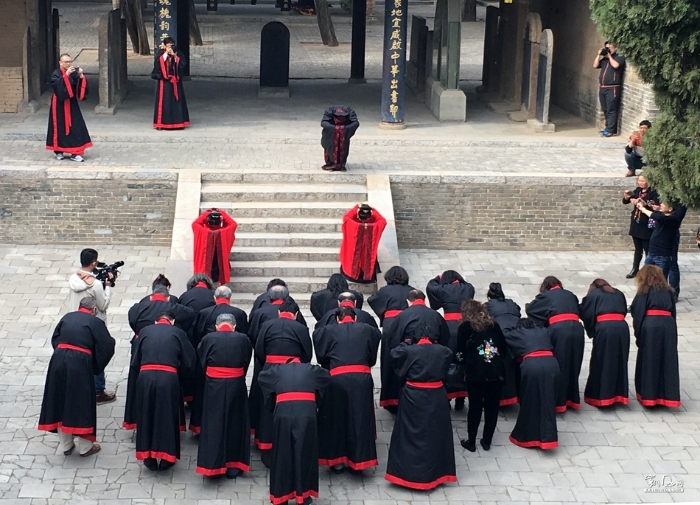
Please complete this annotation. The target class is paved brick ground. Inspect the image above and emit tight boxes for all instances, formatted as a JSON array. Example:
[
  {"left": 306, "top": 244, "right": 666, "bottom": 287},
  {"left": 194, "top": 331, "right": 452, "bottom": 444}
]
[{"left": 1, "top": 244, "right": 699, "bottom": 504}]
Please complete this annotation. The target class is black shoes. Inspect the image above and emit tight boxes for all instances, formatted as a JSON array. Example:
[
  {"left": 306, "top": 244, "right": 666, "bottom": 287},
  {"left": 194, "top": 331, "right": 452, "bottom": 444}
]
[
  {"left": 454, "top": 398, "right": 466, "bottom": 411},
  {"left": 460, "top": 439, "right": 476, "bottom": 452},
  {"left": 226, "top": 468, "right": 241, "bottom": 479},
  {"left": 143, "top": 458, "right": 159, "bottom": 471},
  {"left": 480, "top": 439, "right": 491, "bottom": 451},
  {"left": 626, "top": 268, "right": 638, "bottom": 279},
  {"left": 159, "top": 460, "right": 174, "bottom": 471}
]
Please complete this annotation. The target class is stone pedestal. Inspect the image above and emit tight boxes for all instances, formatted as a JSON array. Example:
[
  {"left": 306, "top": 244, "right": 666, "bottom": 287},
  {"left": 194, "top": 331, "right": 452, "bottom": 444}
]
[
  {"left": 526, "top": 118, "right": 555, "bottom": 132},
  {"left": 427, "top": 76, "right": 466, "bottom": 121}
]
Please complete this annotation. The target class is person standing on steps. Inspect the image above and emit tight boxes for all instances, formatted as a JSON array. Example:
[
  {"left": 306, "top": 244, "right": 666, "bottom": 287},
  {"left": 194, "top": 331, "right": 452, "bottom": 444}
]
[{"left": 622, "top": 176, "right": 659, "bottom": 279}]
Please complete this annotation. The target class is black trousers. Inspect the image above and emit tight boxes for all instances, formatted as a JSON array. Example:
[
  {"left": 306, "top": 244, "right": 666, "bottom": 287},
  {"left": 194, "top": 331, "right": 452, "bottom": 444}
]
[
  {"left": 466, "top": 380, "right": 503, "bottom": 444},
  {"left": 599, "top": 87, "right": 621, "bottom": 133},
  {"left": 632, "top": 237, "right": 650, "bottom": 271}
]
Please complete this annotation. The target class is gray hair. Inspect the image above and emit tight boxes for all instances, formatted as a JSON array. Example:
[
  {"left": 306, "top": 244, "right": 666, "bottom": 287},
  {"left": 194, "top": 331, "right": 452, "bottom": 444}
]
[
  {"left": 216, "top": 313, "right": 235, "bottom": 326},
  {"left": 268, "top": 285, "right": 289, "bottom": 301},
  {"left": 187, "top": 274, "right": 214, "bottom": 291},
  {"left": 153, "top": 284, "right": 170, "bottom": 296},
  {"left": 79, "top": 297, "right": 97, "bottom": 311},
  {"left": 214, "top": 286, "right": 232, "bottom": 300}
]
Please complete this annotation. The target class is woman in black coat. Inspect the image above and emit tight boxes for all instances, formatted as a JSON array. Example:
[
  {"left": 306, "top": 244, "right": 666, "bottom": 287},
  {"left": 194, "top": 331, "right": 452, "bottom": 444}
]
[
  {"left": 457, "top": 300, "right": 507, "bottom": 452},
  {"left": 622, "top": 176, "right": 659, "bottom": 278}
]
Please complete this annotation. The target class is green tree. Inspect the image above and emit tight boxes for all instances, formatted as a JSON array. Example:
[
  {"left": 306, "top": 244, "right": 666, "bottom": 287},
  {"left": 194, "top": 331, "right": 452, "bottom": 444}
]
[{"left": 590, "top": 0, "right": 700, "bottom": 207}]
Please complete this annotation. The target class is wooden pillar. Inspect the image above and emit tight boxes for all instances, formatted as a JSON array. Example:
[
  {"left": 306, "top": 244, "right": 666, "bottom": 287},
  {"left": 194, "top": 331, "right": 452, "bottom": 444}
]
[
  {"left": 177, "top": 0, "right": 190, "bottom": 77},
  {"left": 349, "top": 0, "right": 367, "bottom": 83}
]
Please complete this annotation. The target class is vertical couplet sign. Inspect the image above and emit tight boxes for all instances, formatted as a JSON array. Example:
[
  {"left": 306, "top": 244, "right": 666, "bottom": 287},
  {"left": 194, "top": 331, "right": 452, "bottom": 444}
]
[
  {"left": 380, "top": 0, "right": 408, "bottom": 124},
  {"left": 154, "top": 0, "right": 177, "bottom": 57}
]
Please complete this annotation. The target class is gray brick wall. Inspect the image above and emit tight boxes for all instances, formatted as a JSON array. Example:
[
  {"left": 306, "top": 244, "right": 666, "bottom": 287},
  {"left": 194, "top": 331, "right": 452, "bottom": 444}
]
[
  {"left": 0, "top": 171, "right": 177, "bottom": 246},
  {"left": 391, "top": 179, "right": 699, "bottom": 252}
]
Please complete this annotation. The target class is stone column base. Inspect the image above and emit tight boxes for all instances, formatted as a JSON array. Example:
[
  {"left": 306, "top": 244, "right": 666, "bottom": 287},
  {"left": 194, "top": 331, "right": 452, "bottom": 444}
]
[
  {"left": 527, "top": 118, "right": 556, "bottom": 133},
  {"left": 427, "top": 76, "right": 466, "bottom": 121},
  {"left": 258, "top": 86, "right": 290, "bottom": 98}
]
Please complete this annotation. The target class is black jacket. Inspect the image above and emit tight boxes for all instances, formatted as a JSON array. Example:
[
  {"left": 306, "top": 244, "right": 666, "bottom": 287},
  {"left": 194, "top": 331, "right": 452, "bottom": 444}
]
[
  {"left": 623, "top": 187, "right": 659, "bottom": 240},
  {"left": 597, "top": 53, "right": 625, "bottom": 86},
  {"left": 456, "top": 321, "right": 507, "bottom": 383}
]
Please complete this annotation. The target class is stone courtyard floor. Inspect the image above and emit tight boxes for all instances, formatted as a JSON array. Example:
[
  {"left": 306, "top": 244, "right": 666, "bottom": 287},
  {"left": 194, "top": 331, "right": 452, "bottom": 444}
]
[{"left": 1, "top": 244, "right": 700, "bottom": 504}]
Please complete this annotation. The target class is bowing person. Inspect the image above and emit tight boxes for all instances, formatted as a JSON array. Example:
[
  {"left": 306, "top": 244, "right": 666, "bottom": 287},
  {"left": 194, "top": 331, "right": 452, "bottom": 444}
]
[
  {"left": 314, "top": 291, "right": 377, "bottom": 329},
  {"left": 631, "top": 265, "right": 681, "bottom": 407},
  {"left": 310, "top": 273, "right": 364, "bottom": 321},
  {"left": 579, "top": 279, "right": 630, "bottom": 407},
  {"left": 526, "top": 276, "right": 585, "bottom": 413}
]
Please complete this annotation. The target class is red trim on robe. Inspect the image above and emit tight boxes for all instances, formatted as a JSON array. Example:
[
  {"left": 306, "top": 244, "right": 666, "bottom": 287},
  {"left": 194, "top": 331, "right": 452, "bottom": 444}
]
[
  {"left": 136, "top": 450, "right": 177, "bottom": 463},
  {"left": 122, "top": 422, "right": 137, "bottom": 430},
  {"left": 384, "top": 309, "right": 401, "bottom": 318},
  {"left": 330, "top": 365, "right": 371, "bottom": 376},
  {"left": 195, "top": 282, "right": 208, "bottom": 288},
  {"left": 270, "top": 489, "right": 318, "bottom": 505},
  {"left": 255, "top": 438, "right": 272, "bottom": 450},
  {"left": 150, "top": 293, "right": 169, "bottom": 302},
  {"left": 278, "top": 312, "right": 296, "bottom": 320},
  {"left": 555, "top": 400, "right": 581, "bottom": 413},
  {"left": 276, "top": 392, "right": 315, "bottom": 403},
  {"left": 215, "top": 298, "right": 230, "bottom": 306},
  {"left": 319, "top": 456, "right": 378, "bottom": 470},
  {"left": 37, "top": 422, "right": 96, "bottom": 442},
  {"left": 338, "top": 316, "right": 356, "bottom": 324},
  {"left": 385, "top": 472, "right": 457, "bottom": 490},
  {"left": 379, "top": 399, "right": 399, "bottom": 407},
  {"left": 508, "top": 434, "right": 558, "bottom": 450},
  {"left": 339, "top": 205, "right": 387, "bottom": 282},
  {"left": 636, "top": 393, "right": 681, "bottom": 408},
  {"left": 499, "top": 396, "right": 519, "bottom": 407},
  {"left": 406, "top": 380, "right": 443, "bottom": 388},
  {"left": 443, "top": 312, "right": 462, "bottom": 321},
  {"left": 447, "top": 390, "right": 468, "bottom": 399},
  {"left": 584, "top": 395, "right": 628, "bottom": 407},
  {"left": 411, "top": 299, "right": 427, "bottom": 307},
  {"left": 189, "top": 424, "right": 200, "bottom": 434},
  {"left": 195, "top": 461, "right": 250, "bottom": 476}
]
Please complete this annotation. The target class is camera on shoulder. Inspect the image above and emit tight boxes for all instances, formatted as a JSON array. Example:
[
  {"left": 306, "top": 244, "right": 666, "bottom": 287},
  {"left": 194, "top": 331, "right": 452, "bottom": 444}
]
[{"left": 94, "top": 261, "right": 124, "bottom": 287}]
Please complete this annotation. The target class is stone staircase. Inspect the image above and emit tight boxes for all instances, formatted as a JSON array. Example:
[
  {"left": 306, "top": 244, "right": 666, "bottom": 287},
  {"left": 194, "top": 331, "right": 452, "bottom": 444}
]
[{"left": 199, "top": 173, "right": 378, "bottom": 315}]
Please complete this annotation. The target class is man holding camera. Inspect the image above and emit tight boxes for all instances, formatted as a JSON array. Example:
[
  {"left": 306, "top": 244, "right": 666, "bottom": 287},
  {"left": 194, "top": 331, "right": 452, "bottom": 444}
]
[
  {"left": 67, "top": 248, "right": 116, "bottom": 404},
  {"left": 593, "top": 42, "right": 625, "bottom": 138},
  {"left": 152, "top": 37, "right": 190, "bottom": 130},
  {"left": 46, "top": 53, "right": 92, "bottom": 162}
]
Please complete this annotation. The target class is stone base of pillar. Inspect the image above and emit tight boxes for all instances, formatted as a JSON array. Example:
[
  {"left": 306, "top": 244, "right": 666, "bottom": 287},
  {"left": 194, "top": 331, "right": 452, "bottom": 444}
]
[
  {"left": 427, "top": 77, "right": 466, "bottom": 121},
  {"left": 258, "top": 86, "right": 290, "bottom": 98},
  {"left": 377, "top": 121, "right": 407, "bottom": 130},
  {"left": 348, "top": 77, "right": 367, "bottom": 84},
  {"left": 527, "top": 118, "right": 556, "bottom": 133}
]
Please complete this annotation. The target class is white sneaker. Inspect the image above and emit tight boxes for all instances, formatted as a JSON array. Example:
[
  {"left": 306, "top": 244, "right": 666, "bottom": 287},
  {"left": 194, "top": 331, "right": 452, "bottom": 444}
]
[
  {"left": 55, "top": 153, "right": 64, "bottom": 160},
  {"left": 71, "top": 155, "right": 84, "bottom": 162}
]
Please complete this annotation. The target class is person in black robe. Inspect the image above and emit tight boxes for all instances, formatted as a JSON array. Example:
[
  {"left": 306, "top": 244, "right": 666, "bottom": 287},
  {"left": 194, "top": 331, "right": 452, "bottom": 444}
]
[
  {"left": 367, "top": 266, "right": 414, "bottom": 411},
  {"left": 385, "top": 329, "right": 456, "bottom": 490},
  {"left": 579, "top": 278, "right": 630, "bottom": 407},
  {"left": 314, "top": 292, "right": 377, "bottom": 329},
  {"left": 46, "top": 53, "right": 92, "bottom": 161},
  {"left": 526, "top": 276, "right": 585, "bottom": 413},
  {"left": 152, "top": 37, "right": 190, "bottom": 130},
  {"left": 313, "top": 306, "right": 381, "bottom": 473},
  {"left": 310, "top": 273, "right": 364, "bottom": 320},
  {"left": 179, "top": 274, "right": 216, "bottom": 314},
  {"left": 129, "top": 311, "right": 196, "bottom": 470},
  {"left": 505, "top": 318, "right": 560, "bottom": 450},
  {"left": 258, "top": 360, "right": 330, "bottom": 505},
  {"left": 426, "top": 270, "right": 475, "bottom": 408},
  {"left": 150, "top": 274, "right": 180, "bottom": 303},
  {"left": 320, "top": 105, "right": 360, "bottom": 171},
  {"left": 38, "top": 298, "right": 115, "bottom": 456},
  {"left": 457, "top": 300, "right": 507, "bottom": 452},
  {"left": 485, "top": 282, "right": 521, "bottom": 407},
  {"left": 251, "top": 300, "right": 312, "bottom": 459},
  {"left": 192, "top": 285, "right": 249, "bottom": 345},
  {"left": 248, "top": 285, "right": 306, "bottom": 344},
  {"left": 195, "top": 314, "right": 252, "bottom": 478},
  {"left": 124, "top": 284, "right": 195, "bottom": 429},
  {"left": 393, "top": 290, "right": 450, "bottom": 348},
  {"left": 622, "top": 176, "right": 659, "bottom": 278},
  {"left": 250, "top": 279, "right": 288, "bottom": 318},
  {"left": 630, "top": 265, "right": 680, "bottom": 407}
]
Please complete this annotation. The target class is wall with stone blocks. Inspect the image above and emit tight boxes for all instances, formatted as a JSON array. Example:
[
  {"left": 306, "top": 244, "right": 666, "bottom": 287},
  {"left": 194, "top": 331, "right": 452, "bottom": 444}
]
[
  {"left": 390, "top": 176, "right": 699, "bottom": 252},
  {"left": 618, "top": 66, "right": 658, "bottom": 136},
  {"left": 0, "top": 67, "right": 23, "bottom": 113},
  {"left": 0, "top": 170, "right": 177, "bottom": 246}
]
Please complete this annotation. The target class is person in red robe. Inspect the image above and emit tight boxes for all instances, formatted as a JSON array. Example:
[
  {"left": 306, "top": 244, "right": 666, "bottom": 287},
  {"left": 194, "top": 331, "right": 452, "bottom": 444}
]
[
  {"left": 46, "top": 53, "right": 92, "bottom": 162},
  {"left": 192, "top": 208, "right": 237, "bottom": 285},
  {"left": 339, "top": 203, "right": 387, "bottom": 283}
]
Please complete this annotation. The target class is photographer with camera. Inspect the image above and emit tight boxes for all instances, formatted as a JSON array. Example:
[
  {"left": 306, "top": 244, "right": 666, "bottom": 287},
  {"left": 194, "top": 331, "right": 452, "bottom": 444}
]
[
  {"left": 67, "top": 248, "right": 118, "bottom": 404},
  {"left": 151, "top": 37, "right": 190, "bottom": 130},
  {"left": 593, "top": 41, "right": 625, "bottom": 137},
  {"left": 622, "top": 176, "right": 659, "bottom": 279}
]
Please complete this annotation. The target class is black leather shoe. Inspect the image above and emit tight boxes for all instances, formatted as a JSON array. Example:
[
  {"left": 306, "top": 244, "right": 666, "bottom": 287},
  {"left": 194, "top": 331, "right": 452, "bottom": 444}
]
[
  {"left": 143, "top": 458, "right": 158, "bottom": 471},
  {"left": 454, "top": 398, "right": 466, "bottom": 411},
  {"left": 158, "top": 460, "right": 175, "bottom": 471},
  {"left": 460, "top": 439, "right": 476, "bottom": 452},
  {"left": 480, "top": 439, "right": 491, "bottom": 451},
  {"left": 226, "top": 468, "right": 241, "bottom": 479},
  {"left": 625, "top": 269, "right": 638, "bottom": 279}
]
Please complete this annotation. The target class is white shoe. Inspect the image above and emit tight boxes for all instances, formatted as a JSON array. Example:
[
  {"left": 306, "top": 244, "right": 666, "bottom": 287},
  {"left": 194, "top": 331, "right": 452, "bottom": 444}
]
[
  {"left": 55, "top": 153, "right": 64, "bottom": 160},
  {"left": 71, "top": 155, "right": 84, "bottom": 162}
]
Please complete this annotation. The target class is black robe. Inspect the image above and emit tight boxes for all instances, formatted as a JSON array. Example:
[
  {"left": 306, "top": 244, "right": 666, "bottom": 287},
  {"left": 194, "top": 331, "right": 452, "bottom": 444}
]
[
  {"left": 579, "top": 288, "right": 630, "bottom": 407},
  {"left": 314, "top": 306, "right": 377, "bottom": 329},
  {"left": 178, "top": 286, "right": 215, "bottom": 314},
  {"left": 129, "top": 322, "right": 196, "bottom": 463},
  {"left": 504, "top": 327, "right": 559, "bottom": 450},
  {"left": 248, "top": 300, "right": 307, "bottom": 345},
  {"left": 151, "top": 50, "right": 190, "bottom": 129},
  {"left": 313, "top": 320, "right": 381, "bottom": 470},
  {"left": 367, "top": 283, "right": 414, "bottom": 407},
  {"left": 426, "top": 277, "right": 475, "bottom": 399},
  {"left": 250, "top": 315, "right": 312, "bottom": 449},
  {"left": 320, "top": 105, "right": 360, "bottom": 167},
  {"left": 258, "top": 363, "right": 330, "bottom": 505},
  {"left": 630, "top": 288, "right": 680, "bottom": 407},
  {"left": 194, "top": 329, "right": 252, "bottom": 476},
  {"left": 38, "top": 311, "right": 115, "bottom": 441},
  {"left": 310, "top": 287, "right": 365, "bottom": 320},
  {"left": 485, "top": 298, "right": 522, "bottom": 406},
  {"left": 46, "top": 69, "right": 92, "bottom": 155},
  {"left": 385, "top": 339, "right": 456, "bottom": 490},
  {"left": 250, "top": 293, "right": 298, "bottom": 319},
  {"left": 526, "top": 287, "right": 585, "bottom": 413}
]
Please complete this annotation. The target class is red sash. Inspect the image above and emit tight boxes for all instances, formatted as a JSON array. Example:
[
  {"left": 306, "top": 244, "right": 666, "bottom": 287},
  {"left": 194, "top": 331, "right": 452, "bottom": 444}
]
[
  {"left": 330, "top": 365, "right": 371, "bottom": 376},
  {"left": 548, "top": 313, "right": 579, "bottom": 324},
  {"left": 443, "top": 312, "right": 461, "bottom": 321},
  {"left": 140, "top": 364, "right": 177, "bottom": 373},
  {"left": 523, "top": 350, "right": 553, "bottom": 359},
  {"left": 596, "top": 313, "right": 625, "bottom": 322},
  {"left": 406, "top": 380, "right": 443, "bottom": 389},
  {"left": 57, "top": 343, "right": 92, "bottom": 355},
  {"left": 384, "top": 309, "right": 401, "bottom": 319},
  {"left": 206, "top": 366, "right": 244, "bottom": 378},
  {"left": 277, "top": 392, "right": 316, "bottom": 403},
  {"left": 646, "top": 310, "right": 672, "bottom": 316},
  {"left": 266, "top": 355, "right": 297, "bottom": 364}
]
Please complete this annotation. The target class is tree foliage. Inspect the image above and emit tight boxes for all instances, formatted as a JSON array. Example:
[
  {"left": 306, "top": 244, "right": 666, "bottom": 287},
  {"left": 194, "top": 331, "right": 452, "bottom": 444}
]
[{"left": 590, "top": 0, "right": 700, "bottom": 207}]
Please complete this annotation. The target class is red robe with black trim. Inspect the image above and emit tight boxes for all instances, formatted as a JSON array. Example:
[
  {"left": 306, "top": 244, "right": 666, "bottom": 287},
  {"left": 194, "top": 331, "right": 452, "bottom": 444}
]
[
  {"left": 151, "top": 50, "right": 190, "bottom": 129},
  {"left": 45, "top": 69, "right": 92, "bottom": 155},
  {"left": 192, "top": 209, "right": 237, "bottom": 285},
  {"left": 339, "top": 205, "right": 387, "bottom": 283}
]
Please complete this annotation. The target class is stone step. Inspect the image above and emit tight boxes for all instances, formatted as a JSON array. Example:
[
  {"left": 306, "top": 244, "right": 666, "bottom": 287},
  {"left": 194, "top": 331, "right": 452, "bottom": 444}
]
[
  {"left": 234, "top": 232, "right": 342, "bottom": 248},
  {"left": 202, "top": 172, "right": 367, "bottom": 185},
  {"left": 230, "top": 246, "right": 339, "bottom": 262},
  {"left": 201, "top": 201, "right": 352, "bottom": 219},
  {"left": 200, "top": 183, "right": 367, "bottom": 203},
  {"left": 228, "top": 276, "right": 377, "bottom": 295},
  {"left": 230, "top": 261, "right": 340, "bottom": 278},
  {"left": 234, "top": 217, "right": 342, "bottom": 234}
]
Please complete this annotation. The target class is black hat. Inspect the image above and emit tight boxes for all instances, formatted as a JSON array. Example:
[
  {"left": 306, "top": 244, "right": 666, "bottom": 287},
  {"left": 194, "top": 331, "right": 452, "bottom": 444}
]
[{"left": 333, "top": 107, "right": 349, "bottom": 116}]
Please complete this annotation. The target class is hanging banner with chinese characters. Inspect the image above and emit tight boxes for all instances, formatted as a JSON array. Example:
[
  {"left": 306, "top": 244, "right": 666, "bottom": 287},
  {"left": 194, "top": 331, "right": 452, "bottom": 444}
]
[
  {"left": 154, "top": 0, "right": 177, "bottom": 57},
  {"left": 380, "top": 0, "right": 408, "bottom": 124}
]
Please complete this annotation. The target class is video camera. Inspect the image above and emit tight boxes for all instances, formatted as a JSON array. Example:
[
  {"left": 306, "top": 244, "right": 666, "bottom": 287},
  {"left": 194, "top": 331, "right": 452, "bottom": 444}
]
[
  {"left": 600, "top": 47, "right": 609, "bottom": 57},
  {"left": 94, "top": 261, "right": 124, "bottom": 287}
]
